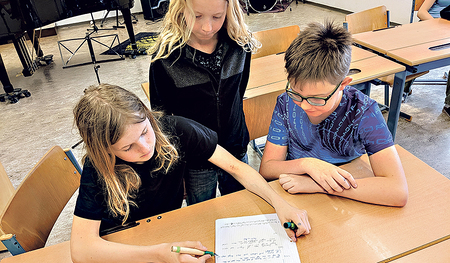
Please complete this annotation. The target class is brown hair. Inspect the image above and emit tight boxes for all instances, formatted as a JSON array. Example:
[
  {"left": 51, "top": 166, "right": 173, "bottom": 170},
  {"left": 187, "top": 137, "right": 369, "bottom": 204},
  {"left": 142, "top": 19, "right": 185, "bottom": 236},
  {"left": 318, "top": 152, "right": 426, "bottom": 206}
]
[
  {"left": 73, "top": 84, "right": 178, "bottom": 223},
  {"left": 285, "top": 21, "right": 352, "bottom": 88}
]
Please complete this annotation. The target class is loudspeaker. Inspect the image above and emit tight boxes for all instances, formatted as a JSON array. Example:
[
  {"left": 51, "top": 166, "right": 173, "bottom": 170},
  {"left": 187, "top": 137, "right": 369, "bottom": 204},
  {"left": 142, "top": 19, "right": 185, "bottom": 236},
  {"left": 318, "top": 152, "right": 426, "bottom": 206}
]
[{"left": 141, "top": 0, "right": 169, "bottom": 21}]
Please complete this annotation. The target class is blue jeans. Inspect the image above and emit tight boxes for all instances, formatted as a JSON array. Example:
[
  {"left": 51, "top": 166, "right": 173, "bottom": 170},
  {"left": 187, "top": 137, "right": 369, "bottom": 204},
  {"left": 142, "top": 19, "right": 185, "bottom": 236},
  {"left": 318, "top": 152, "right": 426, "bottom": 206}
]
[{"left": 185, "top": 153, "right": 248, "bottom": 205}]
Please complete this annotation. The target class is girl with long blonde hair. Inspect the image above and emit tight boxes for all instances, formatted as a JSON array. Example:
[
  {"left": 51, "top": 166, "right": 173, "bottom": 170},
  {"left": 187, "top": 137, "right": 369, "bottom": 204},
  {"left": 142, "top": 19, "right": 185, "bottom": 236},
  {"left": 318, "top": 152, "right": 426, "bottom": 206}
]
[
  {"left": 70, "top": 84, "right": 310, "bottom": 263},
  {"left": 149, "top": 0, "right": 260, "bottom": 206}
]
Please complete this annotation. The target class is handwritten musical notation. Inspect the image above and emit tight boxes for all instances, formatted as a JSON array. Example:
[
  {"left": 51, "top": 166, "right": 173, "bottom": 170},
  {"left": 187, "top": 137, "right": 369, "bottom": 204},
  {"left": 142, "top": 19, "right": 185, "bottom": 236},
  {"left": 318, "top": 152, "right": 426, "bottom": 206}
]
[{"left": 215, "top": 214, "right": 300, "bottom": 263}]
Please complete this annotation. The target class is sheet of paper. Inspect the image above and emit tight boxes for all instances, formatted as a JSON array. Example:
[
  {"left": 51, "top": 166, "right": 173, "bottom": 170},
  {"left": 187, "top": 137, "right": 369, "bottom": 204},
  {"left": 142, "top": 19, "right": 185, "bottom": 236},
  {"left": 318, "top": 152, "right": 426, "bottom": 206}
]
[{"left": 215, "top": 213, "right": 300, "bottom": 263}]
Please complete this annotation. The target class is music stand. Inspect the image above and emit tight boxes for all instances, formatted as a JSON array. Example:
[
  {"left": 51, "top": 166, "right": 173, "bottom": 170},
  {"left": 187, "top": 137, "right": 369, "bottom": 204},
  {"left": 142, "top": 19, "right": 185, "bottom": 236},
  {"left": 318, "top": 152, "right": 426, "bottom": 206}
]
[
  {"left": 97, "top": 8, "right": 125, "bottom": 30},
  {"left": 57, "top": 13, "right": 124, "bottom": 82}
]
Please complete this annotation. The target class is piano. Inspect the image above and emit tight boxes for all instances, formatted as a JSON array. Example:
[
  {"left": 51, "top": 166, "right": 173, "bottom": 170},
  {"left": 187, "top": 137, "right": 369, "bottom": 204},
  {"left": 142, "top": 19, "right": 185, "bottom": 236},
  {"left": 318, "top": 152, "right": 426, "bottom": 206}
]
[{"left": 0, "top": 0, "right": 138, "bottom": 103}]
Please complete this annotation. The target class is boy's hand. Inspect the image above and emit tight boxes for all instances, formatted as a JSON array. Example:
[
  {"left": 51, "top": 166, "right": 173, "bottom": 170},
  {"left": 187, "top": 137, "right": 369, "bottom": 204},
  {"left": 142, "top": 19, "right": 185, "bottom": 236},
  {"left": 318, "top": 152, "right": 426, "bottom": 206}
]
[{"left": 302, "top": 158, "right": 357, "bottom": 193}]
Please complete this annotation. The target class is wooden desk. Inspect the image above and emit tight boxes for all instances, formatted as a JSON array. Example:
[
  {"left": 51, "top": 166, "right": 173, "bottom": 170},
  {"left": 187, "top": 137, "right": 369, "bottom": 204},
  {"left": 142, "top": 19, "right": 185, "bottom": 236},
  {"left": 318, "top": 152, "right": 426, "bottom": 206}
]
[
  {"left": 3, "top": 145, "right": 449, "bottom": 263},
  {"left": 388, "top": 237, "right": 450, "bottom": 263},
  {"left": 353, "top": 18, "right": 450, "bottom": 139},
  {"left": 247, "top": 53, "right": 285, "bottom": 90},
  {"left": 352, "top": 18, "right": 450, "bottom": 56}
]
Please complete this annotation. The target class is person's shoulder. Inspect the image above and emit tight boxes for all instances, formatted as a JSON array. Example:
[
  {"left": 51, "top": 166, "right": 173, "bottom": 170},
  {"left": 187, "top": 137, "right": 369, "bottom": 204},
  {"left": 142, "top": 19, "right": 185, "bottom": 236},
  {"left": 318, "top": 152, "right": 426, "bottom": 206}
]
[
  {"left": 344, "top": 86, "right": 377, "bottom": 106},
  {"left": 153, "top": 45, "right": 185, "bottom": 65},
  {"left": 80, "top": 156, "right": 102, "bottom": 186},
  {"left": 162, "top": 115, "right": 212, "bottom": 134},
  {"left": 275, "top": 92, "right": 290, "bottom": 107}
]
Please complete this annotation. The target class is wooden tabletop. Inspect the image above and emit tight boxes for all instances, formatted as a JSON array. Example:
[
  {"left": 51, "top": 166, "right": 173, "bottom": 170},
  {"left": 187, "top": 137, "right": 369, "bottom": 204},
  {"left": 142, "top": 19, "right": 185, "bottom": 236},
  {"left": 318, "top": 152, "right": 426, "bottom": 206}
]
[
  {"left": 353, "top": 18, "right": 450, "bottom": 66},
  {"left": 387, "top": 37, "right": 450, "bottom": 66},
  {"left": 387, "top": 237, "right": 450, "bottom": 263},
  {"left": 247, "top": 53, "right": 286, "bottom": 90},
  {"left": 349, "top": 55, "right": 405, "bottom": 85},
  {"left": 2, "top": 145, "right": 449, "bottom": 263}
]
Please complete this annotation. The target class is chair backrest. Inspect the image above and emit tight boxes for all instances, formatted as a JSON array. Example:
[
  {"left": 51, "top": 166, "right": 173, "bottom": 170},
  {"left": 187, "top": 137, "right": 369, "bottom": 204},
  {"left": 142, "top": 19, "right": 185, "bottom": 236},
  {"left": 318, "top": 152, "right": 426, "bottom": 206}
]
[
  {"left": 344, "top": 6, "right": 389, "bottom": 34},
  {"left": 0, "top": 146, "right": 81, "bottom": 253},
  {"left": 411, "top": 0, "right": 426, "bottom": 22},
  {"left": 251, "top": 25, "right": 300, "bottom": 59},
  {"left": 243, "top": 88, "right": 284, "bottom": 141},
  {"left": 0, "top": 161, "right": 15, "bottom": 252},
  {"left": 0, "top": 161, "right": 14, "bottom": 215},
  {"left": 142, "top": 82, "right": 150, "bottom": 102}
]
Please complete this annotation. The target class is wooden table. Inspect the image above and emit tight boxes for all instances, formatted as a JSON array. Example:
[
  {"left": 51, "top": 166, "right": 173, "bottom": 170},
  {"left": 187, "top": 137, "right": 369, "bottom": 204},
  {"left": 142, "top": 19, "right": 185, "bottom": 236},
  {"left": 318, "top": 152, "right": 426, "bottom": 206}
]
[
  {"left": 3, "top": 145, "right": 449, "bottom": 263},
  {"left": 353, "top": 18, "right": 450, "bottom": 139},
  {"left": 244, "top": 46, "right": 405, "bottom": 141},
  {"left": 387, "top": 237, "right": 450, "bottom": 263}
]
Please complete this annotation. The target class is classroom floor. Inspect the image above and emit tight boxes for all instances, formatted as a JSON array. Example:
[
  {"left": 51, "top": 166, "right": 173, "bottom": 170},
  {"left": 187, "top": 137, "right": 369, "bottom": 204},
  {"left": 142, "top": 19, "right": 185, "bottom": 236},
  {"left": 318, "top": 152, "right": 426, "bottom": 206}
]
[{"left": 1, "top": 2, "right": 449, "bottom": 259}]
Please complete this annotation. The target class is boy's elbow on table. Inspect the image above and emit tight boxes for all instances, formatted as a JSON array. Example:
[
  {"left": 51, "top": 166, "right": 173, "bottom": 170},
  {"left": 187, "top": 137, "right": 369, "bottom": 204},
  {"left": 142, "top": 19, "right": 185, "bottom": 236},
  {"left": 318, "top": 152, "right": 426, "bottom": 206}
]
[
  {"left": 70, "top": 245, "right": 86, "bottom": 263},
  {"left": 393, "top": 184, "right": 409, "bottom": 207}
]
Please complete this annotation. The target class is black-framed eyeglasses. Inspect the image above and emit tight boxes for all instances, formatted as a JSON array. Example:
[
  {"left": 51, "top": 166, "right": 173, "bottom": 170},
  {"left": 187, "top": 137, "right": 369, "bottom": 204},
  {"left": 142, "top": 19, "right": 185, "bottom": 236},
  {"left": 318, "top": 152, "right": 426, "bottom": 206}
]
[{"left": 285, "top": 80, "right": 343, "bottom": 106}]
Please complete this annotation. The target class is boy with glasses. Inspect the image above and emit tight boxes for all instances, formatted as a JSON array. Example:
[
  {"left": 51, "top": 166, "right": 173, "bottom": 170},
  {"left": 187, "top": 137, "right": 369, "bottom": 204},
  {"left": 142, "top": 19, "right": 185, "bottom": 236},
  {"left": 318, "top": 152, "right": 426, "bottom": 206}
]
[{"left": 259, "top": 21, "right": 408, "bottom": 207}]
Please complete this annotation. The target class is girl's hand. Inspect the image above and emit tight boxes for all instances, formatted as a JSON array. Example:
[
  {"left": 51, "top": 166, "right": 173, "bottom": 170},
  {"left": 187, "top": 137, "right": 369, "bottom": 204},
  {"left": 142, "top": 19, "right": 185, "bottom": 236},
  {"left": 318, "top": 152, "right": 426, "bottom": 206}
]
[
  {"left": 161, "top": 241, "right": 211, "bottom": 263},
  {"left": 302, "top": 158, "right": 357, "bottom": 193},
  {"left": 274, "top": 203, "right": 311, "bottom": 242}
]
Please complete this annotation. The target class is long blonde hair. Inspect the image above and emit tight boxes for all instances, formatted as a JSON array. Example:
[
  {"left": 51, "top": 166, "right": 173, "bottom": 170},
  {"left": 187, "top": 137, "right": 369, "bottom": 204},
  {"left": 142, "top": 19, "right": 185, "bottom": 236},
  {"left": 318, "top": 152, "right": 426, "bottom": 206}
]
[
  {"left": 150, "top": 0, "right": 259, "bottom": 62},
  {"left": 73, "top": 84, "right": 178, "bottom": 224}
]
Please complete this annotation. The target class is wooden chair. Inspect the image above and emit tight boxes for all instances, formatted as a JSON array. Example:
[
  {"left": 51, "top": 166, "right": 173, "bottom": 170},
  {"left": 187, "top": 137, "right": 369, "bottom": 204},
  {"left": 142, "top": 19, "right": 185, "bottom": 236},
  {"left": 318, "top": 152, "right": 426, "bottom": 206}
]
[
  {"left": 411, "top": 0, "right": 426, "bottom": 22},
  {"left": 251, "top": 25, "right": 300, "bottom": 59},
  {"left": 142, "top": 82, "right": 150, "bottom": 102},
  {"left": 343, "top": 6, "right": 390, "bottom": 34},
  {"left": 0, "top": 146, "right": 81, "bottom": 255},
  {"left": 243, "top": 86, "right": 284, "bottom": 141},
  {"left": 344, "top": 6, "right": 428, "bottom": 119},
  {"left": 0, "top": 161, "right": 15, "bottom": 252},
  {"left": 247, "top": 25, "right": 300, "bottom": 156}
]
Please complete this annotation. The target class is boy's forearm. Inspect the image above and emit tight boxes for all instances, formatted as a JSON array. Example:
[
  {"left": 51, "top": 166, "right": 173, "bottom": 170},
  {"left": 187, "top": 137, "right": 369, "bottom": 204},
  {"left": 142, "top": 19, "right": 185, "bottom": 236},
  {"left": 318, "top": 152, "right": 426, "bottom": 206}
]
[
  {"left": 329, "top": 176, "right": 408, "bottom": 207},
  {"left": 260, "top": 158, "right": 310, "bottom": 181}
]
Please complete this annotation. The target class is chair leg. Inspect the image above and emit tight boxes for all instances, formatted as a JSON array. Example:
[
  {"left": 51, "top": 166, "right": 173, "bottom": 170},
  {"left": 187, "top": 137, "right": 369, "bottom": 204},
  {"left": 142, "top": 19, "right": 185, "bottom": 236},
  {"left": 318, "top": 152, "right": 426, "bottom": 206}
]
[
  {"left": 0, "top": 234, "right": 26, "bottom": 255},
  {"left": 384, "top": 84, "right": 390, "bottom": 107},
  {"left": 250, "top": 140, "right": 264, "bottom": 158}
]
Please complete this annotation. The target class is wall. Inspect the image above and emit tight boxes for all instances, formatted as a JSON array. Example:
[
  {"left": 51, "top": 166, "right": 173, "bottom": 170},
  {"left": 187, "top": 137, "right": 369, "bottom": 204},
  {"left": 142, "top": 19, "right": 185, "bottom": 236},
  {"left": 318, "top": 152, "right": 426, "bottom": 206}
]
[{"left": 308, "top": 0, "right": 416, "bottom": 24}]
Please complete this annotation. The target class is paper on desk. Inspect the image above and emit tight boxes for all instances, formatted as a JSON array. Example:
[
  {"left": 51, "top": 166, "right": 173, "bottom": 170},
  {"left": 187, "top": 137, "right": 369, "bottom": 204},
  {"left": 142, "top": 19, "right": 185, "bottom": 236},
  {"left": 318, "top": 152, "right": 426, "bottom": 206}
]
[{"left": 215, "top": 213, "right": 300, "bottom": 263}]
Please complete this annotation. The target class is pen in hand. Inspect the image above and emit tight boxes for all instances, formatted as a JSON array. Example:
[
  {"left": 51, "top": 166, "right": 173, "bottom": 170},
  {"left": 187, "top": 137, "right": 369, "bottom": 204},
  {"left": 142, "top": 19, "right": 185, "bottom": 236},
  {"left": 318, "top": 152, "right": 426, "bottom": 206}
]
[
  {"left": 171, "top": 246, "right": 218, "bottom": 257},
  {"left": 284, "top": 222, "right": 298, "bottom": 230}
]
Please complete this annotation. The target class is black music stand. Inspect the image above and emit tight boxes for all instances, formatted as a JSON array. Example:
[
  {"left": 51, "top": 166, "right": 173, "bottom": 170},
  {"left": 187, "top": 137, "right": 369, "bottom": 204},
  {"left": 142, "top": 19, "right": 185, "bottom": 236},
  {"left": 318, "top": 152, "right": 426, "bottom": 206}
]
[
  {"left": 98, "top": 8, "right": 138, "bottom": 29},
  {"left": 97, "top": 8, "right": 125, "bottom": 30},
  {"left": 57, "top": 13, "right": 124, "bottom": 83}
]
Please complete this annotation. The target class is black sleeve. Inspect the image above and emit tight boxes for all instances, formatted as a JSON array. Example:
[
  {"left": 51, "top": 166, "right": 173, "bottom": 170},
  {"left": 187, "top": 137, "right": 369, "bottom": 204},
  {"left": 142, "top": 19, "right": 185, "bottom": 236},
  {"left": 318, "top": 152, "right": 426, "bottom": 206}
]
[
  {"left": 149, "top": 59, "right": 175, "bottom": 113},
  {"left": 74, "top": 158, "right": 107, "bottom": 221},
  {"left": 239, "top": 51, "right": 252, "bottom": 99},
  {"left": 165, "top": 115, "right": 219, "bottom": 164}
]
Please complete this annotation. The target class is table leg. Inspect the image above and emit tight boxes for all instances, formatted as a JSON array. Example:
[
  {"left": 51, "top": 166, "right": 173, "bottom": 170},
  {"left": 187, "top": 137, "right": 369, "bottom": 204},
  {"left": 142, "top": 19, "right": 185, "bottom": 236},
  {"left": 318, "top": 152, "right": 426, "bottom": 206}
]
[{"left": 387, "top": 71, "right": 406, "bottom": 140}]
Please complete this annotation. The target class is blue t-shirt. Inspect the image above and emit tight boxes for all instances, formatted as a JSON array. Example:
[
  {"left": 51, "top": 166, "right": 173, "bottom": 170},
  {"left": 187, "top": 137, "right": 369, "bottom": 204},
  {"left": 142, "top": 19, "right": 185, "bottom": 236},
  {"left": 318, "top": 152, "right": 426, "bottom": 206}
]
[
  {"left": 429, "top": 0, "right": 450, "bottom": 18},
  {"left": 267, "top": 87, "right": 394, "bottom": 164}
]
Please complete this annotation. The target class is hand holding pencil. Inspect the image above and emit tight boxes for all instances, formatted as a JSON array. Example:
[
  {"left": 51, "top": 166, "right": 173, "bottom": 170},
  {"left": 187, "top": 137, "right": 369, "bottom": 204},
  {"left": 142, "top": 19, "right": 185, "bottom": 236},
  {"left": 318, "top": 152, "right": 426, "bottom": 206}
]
[
  {"left": 167, "top": 242, "right": 214, "bottom": 263},
  {"left": 171, "top": 246, "right": 217, "bottom": 256}
]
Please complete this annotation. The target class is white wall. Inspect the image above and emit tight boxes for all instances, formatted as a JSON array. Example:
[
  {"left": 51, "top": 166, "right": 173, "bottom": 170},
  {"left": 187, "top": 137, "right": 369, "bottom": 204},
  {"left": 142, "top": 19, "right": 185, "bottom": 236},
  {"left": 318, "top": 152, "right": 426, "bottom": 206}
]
[{"left": 309, "top": 0, "right": 416, "bottom": 24}]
